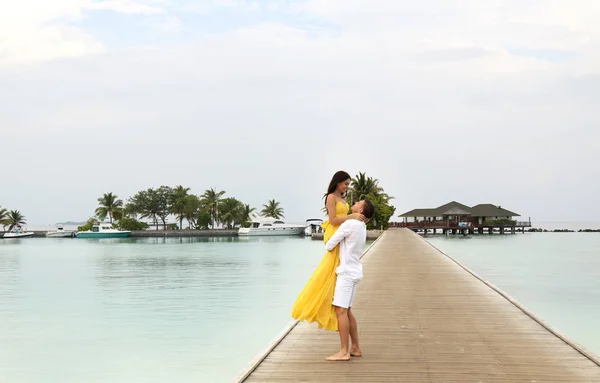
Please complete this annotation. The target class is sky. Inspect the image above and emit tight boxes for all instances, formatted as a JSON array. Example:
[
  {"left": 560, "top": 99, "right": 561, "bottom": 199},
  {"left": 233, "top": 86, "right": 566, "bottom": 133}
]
[{"left": 1, "top": 0, "right": 599, "bottom": 225}]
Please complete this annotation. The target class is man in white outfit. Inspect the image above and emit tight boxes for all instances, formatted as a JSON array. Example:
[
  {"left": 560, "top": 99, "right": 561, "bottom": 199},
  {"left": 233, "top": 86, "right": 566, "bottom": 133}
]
[{"left": 324, "top": 198, "right": 375, "bottom": 361}]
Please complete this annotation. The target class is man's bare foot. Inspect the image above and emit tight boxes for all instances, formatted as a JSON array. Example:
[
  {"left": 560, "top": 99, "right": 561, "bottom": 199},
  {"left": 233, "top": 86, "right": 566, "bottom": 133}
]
[
  {"left": 325, "top": 351, "right": 351, "bottom": 361},
  {"left": 350, "top": 348, "right": 362, "bottom": 357}
]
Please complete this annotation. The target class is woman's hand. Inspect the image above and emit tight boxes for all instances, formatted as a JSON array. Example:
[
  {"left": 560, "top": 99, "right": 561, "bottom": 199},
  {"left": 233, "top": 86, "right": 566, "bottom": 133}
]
[{"left": 348, "top": 213, "right": 367, "bottom": 222}]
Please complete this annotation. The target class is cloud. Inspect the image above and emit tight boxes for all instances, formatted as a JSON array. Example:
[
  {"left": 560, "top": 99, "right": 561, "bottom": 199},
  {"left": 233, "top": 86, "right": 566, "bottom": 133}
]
[
  {"left": 176, "top": 0, "right": 260, "bottom": 14},
  {"left": 136, "top": 14, "right": 182, "bottom": 33},
  {"left": 291, "top": 1, "right": 599, "bottom": 53},
  {"left": 0, "top": 0, "right": 102, "bottom": 69},
  {"left": 0, "top": 0, "right": 172, "bottom": 69},
  {"left": 415, "top": 47, "right": 492, "bottom": 62},
  {"left": 508, "top": 49, "right": 582, "bottom": 62},
  {"left": 1, "top": 1, "right": 600, "bottom": 223},
  {"left": 85, "top": 0, "right": 165, "bottom": 14}
]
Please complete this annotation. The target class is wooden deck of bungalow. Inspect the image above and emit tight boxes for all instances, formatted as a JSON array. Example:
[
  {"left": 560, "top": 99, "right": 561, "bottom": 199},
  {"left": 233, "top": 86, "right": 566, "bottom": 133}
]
[
  {"left": 390, "top": 220, "right": 533, "bottom": 235},
  {"left": 234, "top": 228, "right": 600, "bottom": 383}
]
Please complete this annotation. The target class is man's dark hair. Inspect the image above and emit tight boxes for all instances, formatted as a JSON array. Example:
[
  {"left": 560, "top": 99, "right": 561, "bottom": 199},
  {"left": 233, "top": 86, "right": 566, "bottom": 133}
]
[{"left": 361, "top": 199, "right": 375, "bottom": 219}]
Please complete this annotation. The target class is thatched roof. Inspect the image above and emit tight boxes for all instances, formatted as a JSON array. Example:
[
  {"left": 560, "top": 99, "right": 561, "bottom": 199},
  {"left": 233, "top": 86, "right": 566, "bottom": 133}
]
[
  {"left": 435, "top": 201, "right": 472, "bottom": 216},
  {"left": 398, "top": 208, "right": 439, "bottom": 218},
  {"left": 399, "top": 201, "right": 520, "bottom": 218},
  {"left": 470, "top": 204, "right": 520, "bottom": 217}
]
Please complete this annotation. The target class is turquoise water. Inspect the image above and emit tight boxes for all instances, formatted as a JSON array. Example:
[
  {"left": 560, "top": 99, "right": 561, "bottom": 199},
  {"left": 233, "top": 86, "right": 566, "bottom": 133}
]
[
  {"left": 0, "top": 236, "right": 338, "bottom": 383},
  {"left": 426, "top": 233, "right": 600, "bottom": 357},
  {"left": 3, "top": 233, "right": 598, "bottom": 382}
]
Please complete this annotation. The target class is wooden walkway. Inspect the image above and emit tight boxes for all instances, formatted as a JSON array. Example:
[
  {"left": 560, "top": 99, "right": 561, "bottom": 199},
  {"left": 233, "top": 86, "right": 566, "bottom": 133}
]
[{"left": 236, "top": 228, "right": 600, "bottom": 383}]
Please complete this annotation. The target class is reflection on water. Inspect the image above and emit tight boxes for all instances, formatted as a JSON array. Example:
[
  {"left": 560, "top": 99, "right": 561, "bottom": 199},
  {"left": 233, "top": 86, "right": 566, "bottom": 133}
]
[{"left": 0, "top": 236, "right": 326, "bottom": 383}]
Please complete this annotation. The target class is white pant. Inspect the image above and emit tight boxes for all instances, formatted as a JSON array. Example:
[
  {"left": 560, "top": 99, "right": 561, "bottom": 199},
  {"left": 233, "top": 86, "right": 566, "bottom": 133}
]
[{"left": 332, "top": 273, "right": 361, "bottom": 308}]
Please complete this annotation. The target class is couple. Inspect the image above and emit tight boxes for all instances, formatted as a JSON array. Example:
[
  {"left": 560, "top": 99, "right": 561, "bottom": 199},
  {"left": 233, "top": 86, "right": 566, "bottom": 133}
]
[{"left": 291, "top": 170, "right": 375, "bottom": 361}]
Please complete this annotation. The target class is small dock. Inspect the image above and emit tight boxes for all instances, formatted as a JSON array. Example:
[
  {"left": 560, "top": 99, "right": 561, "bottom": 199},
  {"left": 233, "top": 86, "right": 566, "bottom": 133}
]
[{"left": 235, "top": 228, "right": 600, "bottom": 382}]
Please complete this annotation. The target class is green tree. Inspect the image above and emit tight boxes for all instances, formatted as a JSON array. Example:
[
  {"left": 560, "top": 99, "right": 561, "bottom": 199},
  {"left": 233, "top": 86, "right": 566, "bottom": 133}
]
[
  {"left": 241, "top": 204, "right": 256, "bottom": 227},
  {"left": 0, "top": 205, "right": 8, "bottom": 231},
  {"left": 349, "top": 172, "right": 395, "bottom": 230},
  {"left": 127, "top": 190, "right": 157, "bottom": 228},
  {"left": 155, "top": 186, "right": 174, "bottom": 229},
  {"left": 127, "top": 187, "right": 172, "bottom": 230},
  {"left": 183, "top": 194, "right": 201, "bottom": 229},
  {"left": 5, "top": 210, "right": 26, "bottom": 232},
  {"left": 349, "top": 172, "right": 384, "bottom": 204},
  {"left": 95, "top": 193, "right": 124, "bottom": 224},
  {"left": 219, "top": 197, "right": 245, "bottom": 229},
  {"left": 365, "top": 192, "right": 396, "bottom": 230},
  {"left": 200, "top": 188, "right": 226, "bottom": 229},
  {"left": 261, "top": 199, "right": 284, "bottom": 219},
  {"left": 117, "top": 217, "right": 149, "bottom": 231},
  {"left": 123, "top": 202, "right": 139, "bottom": 220},
  {"left": 195, "top": 209, "right": 213, "bottom": 230},
  {"left": 170, "top": 185, "right": 190, "bottom": 230}
]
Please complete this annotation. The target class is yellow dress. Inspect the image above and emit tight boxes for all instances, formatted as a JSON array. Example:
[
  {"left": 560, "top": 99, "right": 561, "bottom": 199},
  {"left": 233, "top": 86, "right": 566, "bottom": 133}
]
[{"left": 291, "top": 201, "right": 349, "bottom": 331}]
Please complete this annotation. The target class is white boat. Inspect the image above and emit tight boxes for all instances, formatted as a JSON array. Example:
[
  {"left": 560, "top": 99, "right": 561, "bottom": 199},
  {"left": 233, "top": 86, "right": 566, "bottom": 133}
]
[
  {"left": 3, "top": 227, "right": 34, "bottom": 239},
  {"left": 304, "top": 218, "right": 324, "bottom": 236},
  {"left": 76, "top": 223, "right": 131, "bottom": 238},
  {"left": 45, "top": 226, "right": 75, "bottom": 238},
  {"left": 238, "top": 217, "right": 307, "bottom": 236}
]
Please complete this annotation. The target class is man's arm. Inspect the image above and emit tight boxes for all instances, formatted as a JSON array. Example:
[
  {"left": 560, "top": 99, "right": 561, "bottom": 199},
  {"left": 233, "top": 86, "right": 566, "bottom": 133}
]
[{"left": 325, "top": 221, "right": 352, "bottom": 251}]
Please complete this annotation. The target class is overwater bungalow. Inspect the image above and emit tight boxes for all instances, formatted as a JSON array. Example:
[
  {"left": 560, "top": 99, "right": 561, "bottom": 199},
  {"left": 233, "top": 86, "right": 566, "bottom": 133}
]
[{"left": 393, "top": 201, "right": 531, "bottom": 235}]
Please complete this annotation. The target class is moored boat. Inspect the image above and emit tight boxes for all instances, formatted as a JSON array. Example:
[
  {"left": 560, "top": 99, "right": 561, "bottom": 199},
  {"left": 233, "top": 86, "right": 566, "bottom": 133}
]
[
  {"left": 75, "top": 223, "right": 131, "bottom": 238},
  {"left": 3, "top": 227, "right": 34, "bottom": 239},
  {"left": 45, "top": 227, "right": 75, "bottom": 238},
  {"left": 304, "top": 218, "right": 324, "bottom": 236},
  {"left": 238, "top": 218, "right": 307, "bottom": 236}
]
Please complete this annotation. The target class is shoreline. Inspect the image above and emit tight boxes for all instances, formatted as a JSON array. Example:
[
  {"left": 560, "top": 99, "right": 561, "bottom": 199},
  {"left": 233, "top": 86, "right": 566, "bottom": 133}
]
[
  {"left": 130, "top": 229, "right": 238, "bottom": 237},
  {"left": 4, "top": 227, "right": 600, "bottom": 239},
  {"left": 528, "top": 228, "right": 600, "bottom": 232},
  {"left": 11, "top": 230, "right": 240, "bottom": 238},
  {"left": 415, "top": 228, "right": 600, "bottom": 237}
]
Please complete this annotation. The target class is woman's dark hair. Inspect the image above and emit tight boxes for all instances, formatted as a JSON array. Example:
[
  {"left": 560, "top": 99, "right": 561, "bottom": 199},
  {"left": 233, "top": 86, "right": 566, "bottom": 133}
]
[{"left": 324, "top": 170, "right": 351, "bottom": 205}]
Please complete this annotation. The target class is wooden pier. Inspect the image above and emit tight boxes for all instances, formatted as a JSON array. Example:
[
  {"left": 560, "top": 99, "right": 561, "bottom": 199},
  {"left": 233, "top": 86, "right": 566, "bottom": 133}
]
[{"left": 235, "top": 228, "right": 600, "bottom": 382}]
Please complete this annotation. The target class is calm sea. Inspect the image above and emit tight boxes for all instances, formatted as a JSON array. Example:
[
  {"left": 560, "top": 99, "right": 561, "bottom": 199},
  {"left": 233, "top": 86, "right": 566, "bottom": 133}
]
[
  {"left": 0, "top": 236, "right": 340, "bottom": 383},
  {"left": 1, "top": 230, "right": 599, "bottom": 382},
  {"left": 426, "top": 232, "right": 600, "bottom": 358}
]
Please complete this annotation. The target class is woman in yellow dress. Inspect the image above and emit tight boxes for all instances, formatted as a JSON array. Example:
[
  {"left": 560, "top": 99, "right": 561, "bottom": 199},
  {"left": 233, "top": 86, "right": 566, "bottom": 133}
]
[{"left": 291, "top": 171, "right": 367, "bottom": 331}]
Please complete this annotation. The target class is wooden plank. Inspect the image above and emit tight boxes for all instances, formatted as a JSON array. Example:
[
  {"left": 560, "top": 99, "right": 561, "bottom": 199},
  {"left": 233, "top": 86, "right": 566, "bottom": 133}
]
[{"left": 238, "top": 229, "right": 600, "bottom": 383}]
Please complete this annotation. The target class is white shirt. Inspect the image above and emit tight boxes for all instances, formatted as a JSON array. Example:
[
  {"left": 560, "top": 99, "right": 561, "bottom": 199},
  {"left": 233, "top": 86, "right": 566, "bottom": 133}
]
[{"left": 325, "top": 219, "right": 366, "bottom": 279}]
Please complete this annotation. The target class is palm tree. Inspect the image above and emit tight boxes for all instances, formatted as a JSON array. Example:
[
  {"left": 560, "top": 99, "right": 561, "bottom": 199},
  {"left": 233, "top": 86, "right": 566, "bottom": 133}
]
[
  {"left": 261, "top": 199, "right": 284, "bottom": 219},
  {"left": 170, "top": 185, "right": 190, "bottom": 230},
  {"left": 183, "top": 194, "right": 200, "bottom": 229},
  {"left": 242, "top": 204, "right": 256, "bottom": 225},
  {"left": 95, "top": 192, "right": 124, "bottom": 224},
  {"left": 219, "top": 198, "right": 244, "bottom": 229},
  {"left": 350, "top": 172, "right": 384, "bottom": 203},
  {"left": 200, "top": 188, "right": 226, "bottom": 229},
  {"left": 0, "top": 206, "right": 8, "bottom": 231},
  {"left": 5, "top": 210, "right": 26, "bottom": 232}
]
